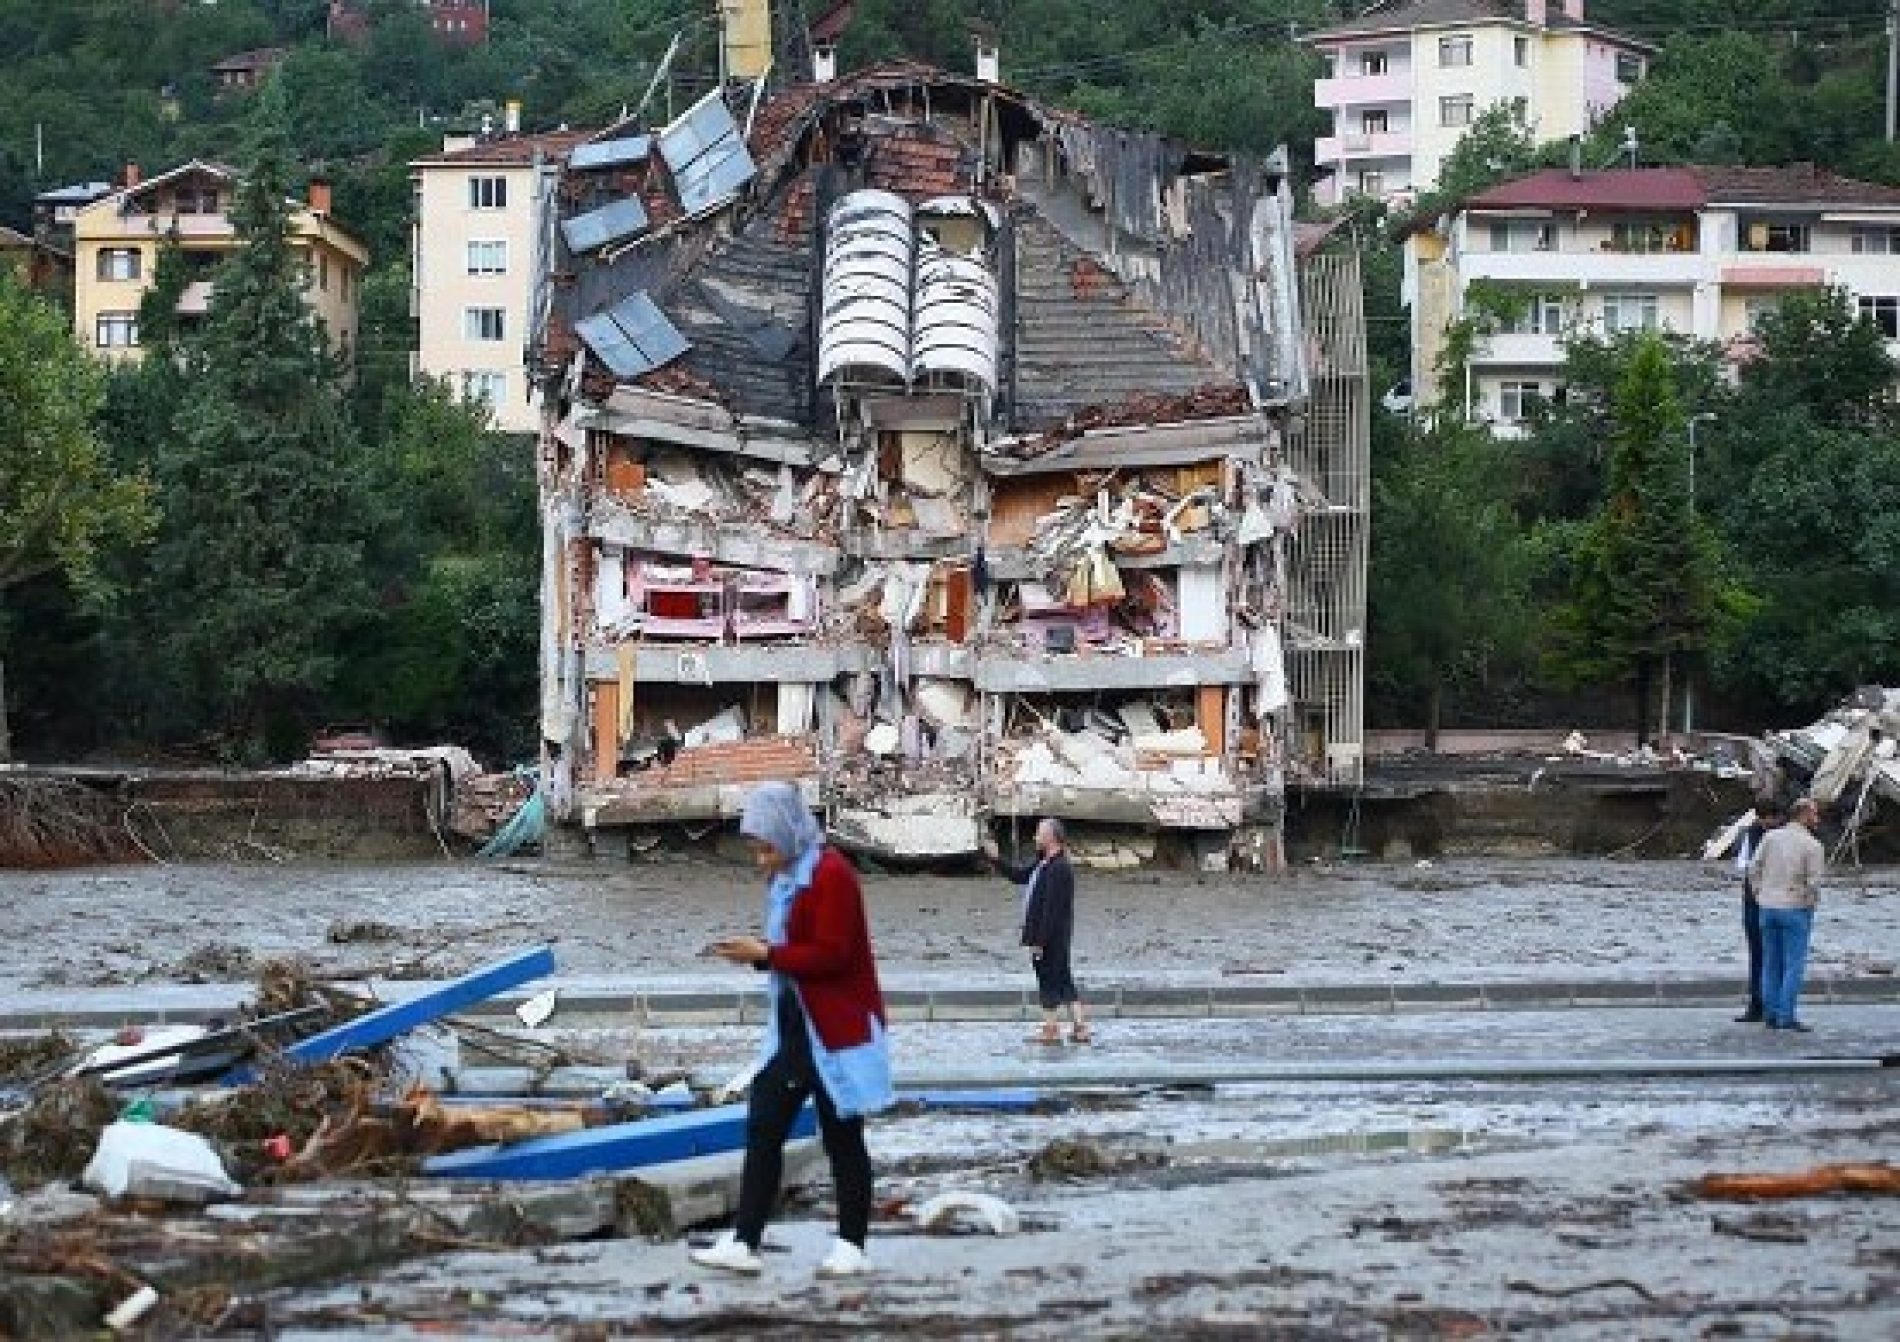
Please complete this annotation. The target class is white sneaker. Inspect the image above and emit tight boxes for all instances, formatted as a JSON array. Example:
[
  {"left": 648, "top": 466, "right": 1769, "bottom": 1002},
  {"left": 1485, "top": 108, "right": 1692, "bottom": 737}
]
[
  {"left": 816, "top": 1237, "right": 872, "bottom": 1278},
  {"left": 690, "top": 1231, "right": 764, "bottom": 1275}
]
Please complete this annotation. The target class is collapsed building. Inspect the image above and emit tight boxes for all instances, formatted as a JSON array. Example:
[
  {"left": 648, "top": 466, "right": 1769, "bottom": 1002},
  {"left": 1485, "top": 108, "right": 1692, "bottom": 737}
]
[{"left": 526, "top": 58, "right": 1367, "bottom": 867}]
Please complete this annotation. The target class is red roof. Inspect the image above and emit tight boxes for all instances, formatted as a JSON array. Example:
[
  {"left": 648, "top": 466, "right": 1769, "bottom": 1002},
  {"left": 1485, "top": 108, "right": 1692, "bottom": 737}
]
[
  {"left": 411, "top": 129, "right": 596, "bottom": 168},
  {"left": 1464, "top": 168, "right": 1705, "bottom": 213}
]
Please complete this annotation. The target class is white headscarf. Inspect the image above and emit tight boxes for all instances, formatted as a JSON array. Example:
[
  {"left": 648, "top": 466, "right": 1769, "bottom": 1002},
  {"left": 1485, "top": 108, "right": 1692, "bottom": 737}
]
[{"left": 739, "top": 781, "right": 823, "bottom": 863}]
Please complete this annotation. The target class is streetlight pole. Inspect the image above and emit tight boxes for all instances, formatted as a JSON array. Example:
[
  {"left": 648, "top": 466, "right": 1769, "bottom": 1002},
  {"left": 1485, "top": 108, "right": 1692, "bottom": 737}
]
[{"left": 1683, "top": 412, "right": 1717, "bottom": 736}]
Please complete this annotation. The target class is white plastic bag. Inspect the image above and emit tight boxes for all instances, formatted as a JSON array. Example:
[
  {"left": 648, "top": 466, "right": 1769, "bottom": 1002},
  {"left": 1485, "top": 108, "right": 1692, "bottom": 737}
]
[{"left": 83, "top": 1122, "right": 241, "bottom": 1204}]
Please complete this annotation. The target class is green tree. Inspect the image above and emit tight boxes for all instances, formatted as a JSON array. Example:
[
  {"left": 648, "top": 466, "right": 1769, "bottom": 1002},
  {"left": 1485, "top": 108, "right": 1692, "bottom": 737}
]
[
  {"left": 1548, "top": 334, "right": 1731, "bottom": 743},
  {"left": 0, "top": 275, "right": 153, "bottom": 758},
  {"left": 1369, "top": 419, "right": 1531, "bottom": 744},
  {"left": 1736, "top": 286, "right": 1895, "bottom": 430},
  {"left": 141, "top": 82, "right": 385, "bottom": 758}
]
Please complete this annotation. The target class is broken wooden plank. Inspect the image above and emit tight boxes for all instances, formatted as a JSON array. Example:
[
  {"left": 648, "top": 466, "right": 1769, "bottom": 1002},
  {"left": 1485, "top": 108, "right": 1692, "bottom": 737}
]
[
  {"left": 285, "top": 947, "right": 556, "bottom": 1064},
  {"left": 421, "top": 1101, "right": 812, "bottom": 1181}
]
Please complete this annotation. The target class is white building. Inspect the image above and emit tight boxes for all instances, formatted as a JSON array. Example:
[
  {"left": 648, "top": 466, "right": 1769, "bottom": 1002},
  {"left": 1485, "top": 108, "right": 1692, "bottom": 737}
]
[
  {"left": 410, "top": 129, "right": 586, "bottom": 433},
  {"left": 1305, "top": 0, "right": 1651, "bottom": 207},
  {"left": 1404, "top": 163, "right": 1900, "bottom": 430}
]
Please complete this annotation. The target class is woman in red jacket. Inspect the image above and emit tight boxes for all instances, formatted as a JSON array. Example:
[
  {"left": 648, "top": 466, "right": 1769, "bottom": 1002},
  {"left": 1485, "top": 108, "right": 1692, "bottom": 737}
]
[{"left": 693, "top": 781, "right": 893, "bottom": 1279}]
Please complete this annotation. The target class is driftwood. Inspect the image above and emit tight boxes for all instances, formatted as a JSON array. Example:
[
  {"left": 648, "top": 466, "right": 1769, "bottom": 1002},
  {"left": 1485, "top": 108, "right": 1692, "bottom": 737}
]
[
  {"left": 1691, "top": 1162, "right": 1900, "bottom": 1200},
  {"left": 0, "top": 777, "right": 142, "bottom": 868}
]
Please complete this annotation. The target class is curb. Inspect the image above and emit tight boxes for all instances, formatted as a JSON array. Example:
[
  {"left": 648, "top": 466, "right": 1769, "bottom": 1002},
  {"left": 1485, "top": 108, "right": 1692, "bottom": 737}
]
[{"left": 1, "top": 976, "right": 1896, "bottom": 1032}]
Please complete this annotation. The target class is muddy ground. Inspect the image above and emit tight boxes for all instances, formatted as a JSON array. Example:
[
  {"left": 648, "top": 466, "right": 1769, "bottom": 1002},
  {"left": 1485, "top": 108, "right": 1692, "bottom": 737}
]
[
  {"left": 3, "top": 856, "right": 1899, "bottom": 994},
  {"left": 4, "top": 857, "right": 1898, "bottom": 1337}
]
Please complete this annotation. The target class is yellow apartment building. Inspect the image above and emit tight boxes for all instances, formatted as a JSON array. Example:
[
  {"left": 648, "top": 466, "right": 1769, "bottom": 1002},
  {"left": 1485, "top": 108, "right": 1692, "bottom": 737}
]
[{"left": 71, "top": 161, "right": 369, "bottom": 363}]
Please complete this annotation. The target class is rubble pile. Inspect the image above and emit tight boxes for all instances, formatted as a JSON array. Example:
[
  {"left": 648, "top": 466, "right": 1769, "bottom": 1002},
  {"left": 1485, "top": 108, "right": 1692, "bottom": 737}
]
[
  {"left": 0, "top": 777, "right": 143, "bottom": 869},
  {"left": 1004, "top": 385, "right": 1254, "bottom": 460},
  {"left": 447, "top": 771, "right": 535, "bottom": 843}
]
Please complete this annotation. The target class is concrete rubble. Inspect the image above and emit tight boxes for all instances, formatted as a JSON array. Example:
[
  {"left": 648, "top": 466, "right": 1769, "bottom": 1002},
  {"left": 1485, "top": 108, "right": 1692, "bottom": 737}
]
[{"left": 526, "top": 61, "right": 1369, "bottom": 867}]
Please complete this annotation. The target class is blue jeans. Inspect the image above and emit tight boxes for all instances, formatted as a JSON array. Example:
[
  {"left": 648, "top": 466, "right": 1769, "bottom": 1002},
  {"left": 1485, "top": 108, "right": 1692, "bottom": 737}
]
[{"left": 1758, "top": 906, "right": 1815, "bottom": 1027}]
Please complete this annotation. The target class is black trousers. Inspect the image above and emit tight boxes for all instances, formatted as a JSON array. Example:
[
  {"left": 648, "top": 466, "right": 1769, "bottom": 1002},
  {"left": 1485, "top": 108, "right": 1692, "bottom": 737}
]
[
  {"left": 1033, "top": 944, "right": 1080, "bottom": 1009},
  {"left": 1743, "top": 890, "right": 1764, "bottom": 1013},
  {"left": 732, "top": 1053, "right": 872, "bottom": 1250}
]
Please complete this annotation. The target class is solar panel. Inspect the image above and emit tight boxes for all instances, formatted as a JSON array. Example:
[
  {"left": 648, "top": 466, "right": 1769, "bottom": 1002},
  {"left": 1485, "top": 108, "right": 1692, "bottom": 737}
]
[
  {"left": 657, "top": 90, "right": 757, "bottom": 214},
  {"left": 569, "top": 135, "right": 651, "bottom": 171},
  {"left": 560, "top": 197, "right": 650, "bottom": 254},
  {"left": 575, "top": 292, "right": 690, "bottom": 378}
]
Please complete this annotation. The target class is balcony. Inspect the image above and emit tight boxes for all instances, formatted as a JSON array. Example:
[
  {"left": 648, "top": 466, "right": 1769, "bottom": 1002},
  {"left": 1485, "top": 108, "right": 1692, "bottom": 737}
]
[
  {"left": 1460, "top": 250, "right": 1705, "bottom": 287},
  {"left": 1470, "top": 332, "right": 1565, "bottom": 367},
  {"left": 1314, "top": 130, "right": 1415, "bottom": 163},
  {"left": 1315, "top": 71, "right": 1410, "bottom": 109}
]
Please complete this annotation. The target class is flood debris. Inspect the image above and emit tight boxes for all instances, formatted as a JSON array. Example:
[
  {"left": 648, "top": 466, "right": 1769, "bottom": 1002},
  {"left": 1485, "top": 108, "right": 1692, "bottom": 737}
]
[
  {"left": 83, "top": 1121, "right": 241, "bottom": 1204},
  {"left": 0, "top": 776, "right": 143, "bottom": 869},
  {"left": 1691, "top": 1162, "right": 1900, "bottom": 1200},
  {"left": 0, "top": 1030, "right": 78, "bottom": 1084},
  {"left": 0, "top": 1078, "right": 120, "bottom": 1188},
  {"left": 913, "top": 1190, "right": 1021, "bottom": 1236},
  {"left": 1027, "top": 1137, "right": 1165, "bottom": 1182}
]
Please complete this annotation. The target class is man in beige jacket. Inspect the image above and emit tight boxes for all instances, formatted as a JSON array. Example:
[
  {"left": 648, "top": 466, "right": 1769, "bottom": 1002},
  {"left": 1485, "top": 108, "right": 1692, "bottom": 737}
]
[{"left": 1748, "top": 796, "right": 1827, "bottom": 1032}]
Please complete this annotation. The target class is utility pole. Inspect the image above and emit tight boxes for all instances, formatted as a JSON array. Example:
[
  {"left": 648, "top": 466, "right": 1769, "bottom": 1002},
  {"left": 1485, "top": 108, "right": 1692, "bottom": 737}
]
[{"left": 1889, "top": 0, "right": 1898, "bottom": 141}]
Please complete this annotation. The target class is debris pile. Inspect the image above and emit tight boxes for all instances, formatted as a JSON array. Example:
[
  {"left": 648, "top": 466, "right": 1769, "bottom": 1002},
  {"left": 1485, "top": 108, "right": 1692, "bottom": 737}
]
[
  {"left": 0, "top": 944, "right": 806, "bottom": 1337},
  {"left": 0, "top": 776, "right": 143, "bottom": 869}
]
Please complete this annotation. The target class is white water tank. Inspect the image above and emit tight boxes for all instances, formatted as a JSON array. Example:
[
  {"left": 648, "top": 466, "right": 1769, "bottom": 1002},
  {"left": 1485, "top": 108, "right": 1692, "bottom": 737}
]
[
  {"left": 818, "top": 190, "right": 913, "bottom": 386},
  {"left": 912, "top": 240, "right": 999, "bottom": 392}
]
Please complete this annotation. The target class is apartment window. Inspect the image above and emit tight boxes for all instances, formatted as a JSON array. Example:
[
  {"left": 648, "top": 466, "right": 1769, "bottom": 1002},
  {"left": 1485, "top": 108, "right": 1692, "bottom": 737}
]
[
  {"left": 1360, "top": 50, "right": 1388, "bottom": 76},
  {"left": 1602, "top": 292, "right": 1661, "bottom": 333},
  {"left": 1852, "top": 226, "right": 1900, "bottom": 254},
  {"left": 1359, "top": 109, "right": 1389, "bottom": 136},
  {"left": 95, "top": 312, "right": 139, "bottom": 348},
  {"left": 318, "top": 253, "right": 330, "bottom": 291},
  {"left": 1610, "top": 218, "right": 1695, "bottom": 254},
  {"left": 96, "top": 247, "right": 141, "bottom": 281},
  {"left": 1514, "top": 36, "right": 1530, "bottom": 67},
  {"left": 464, "top": 306, "right": 507, "bottom": 341},
  {"left": 1499, "top": 381, "right": 1545, "bottom": 423},
  {"left": 173, "top": 186, "right": 218, "bottom": 215},
  {"left": 1500, "top": 295, "right": 1568, "bottom": 336},
  {"left": 467, "top": 175, "right": 508, "bottom": 210},
  {"left": 1355, "top": 170, "right": 1385, "bottom": 198},
  {"left": 1743, "top": 297, "right": 1783, "bottom": 333},
  {"left": 466, "top": 239, "right": 508, "bottom": 275},
  {"left": 461, "top": 370, "right": 508, "bottom": 406},
  {"left": 1440, "top": 95, "right": 1475, "bottom": 129},
  {"left": 1488, "top": 220, "right": 1555, "bottom": 253},
  {"left": 1857, "top": 295, "right": 1900, "bottom": 338},
  {"left": 1746, "top": 221, "right": 1811, "bottom": 253},
  {"left": 1615, "top": 52, "right": 1644, "bottom": 83},
  {"left": 1439, "top": 35, "right": 1474, "bottom": 67}
]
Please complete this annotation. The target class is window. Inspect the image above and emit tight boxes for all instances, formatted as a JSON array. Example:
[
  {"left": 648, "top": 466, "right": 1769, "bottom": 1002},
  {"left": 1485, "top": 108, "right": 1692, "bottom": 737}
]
[
  {"left": 1609, "top": 218, "right": 1695, "bottom": 254},
  {"left": 1440, "top": 95, "right": 1475, "bottom": 129},
  {"left": 1852, "top": 226, "right": 1900, "bottom": 255},
  {"left": 1514, "top": 36, "right": 1530, "bottom": 67},
  {"left": 341, "top": 264, "right": 352, "bottom": 301},
  {"left": 1499, "top": 294, "right": 1568, "bottom": 335},
  {"left": 1499, "top": 381, "right": 1545, "bottom": 423},
  {"left": 1857, "top": 295, "right": 1900, "bottom": 338},
  {"left": 1743, "top": 297, "right": 1782, "bottom": 333},
  {"left": 1615, "top": 52, "right": 1644, "bottom": 83},
  {"left": 173, "top": 186, "right": 218, "bottom": 215},
  {"left": 1439, "top": 35, "right": 1473, "bottom": 67},
  {"left": 1354, "top": 169, "right": 1385, "bottom": 197},
  {"left": 318, "top": 253, "right": 329, "bottom": 291},
  {"left": 466, "top": 239, "right": 508, "bottom": 275},
  {"left": 1746, "top": 221, "right": 1811, "bottom": 253},
  {"left": 461, "top": 370, "right": 508, "bottom": 406},
  {"left": 468, "top": 175, "right": 508, "bottom": 210},
  {"left": 464, "top": 306, "right": 506, "bottom": 341},
  {"left": 1360, "top": 51, "right": 1388, "bottom": 76},
  {"left": 1602, "top": 292, "right": 1661, "bottom": 333},
  {"left": 1488, "top": 220, "right": 1555, "bottom": 253},
  {"left": 96, "top": 248, "right": 141, "bottom": 281},
  {"left": 95, "top": 312, "right": 139, "bottom": 348}
]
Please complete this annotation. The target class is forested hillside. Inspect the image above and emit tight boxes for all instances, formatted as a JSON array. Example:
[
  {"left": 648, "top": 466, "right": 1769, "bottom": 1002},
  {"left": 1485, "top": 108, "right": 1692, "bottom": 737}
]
[{"left": 3, "top": 2, "right": 1897, "bottom": 237}]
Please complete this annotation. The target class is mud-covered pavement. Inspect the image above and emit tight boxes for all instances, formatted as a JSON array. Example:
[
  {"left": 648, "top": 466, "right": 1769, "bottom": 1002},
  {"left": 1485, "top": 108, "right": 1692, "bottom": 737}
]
[
  {"left": 4, "top": 856, "right": 1899, "bottom": 992},
  {"left": 5, "top": 856, "right": 1898, "bottom": 1337}
]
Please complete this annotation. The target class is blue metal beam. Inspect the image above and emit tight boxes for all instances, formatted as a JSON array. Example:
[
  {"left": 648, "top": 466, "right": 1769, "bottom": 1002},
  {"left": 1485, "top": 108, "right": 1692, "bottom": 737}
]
[
  {"left": 422, "top": 1101, "right": 813, "bottom": 1180},
  {"left": 286, "top": 947, "right": 557, "bottom": 1064}
]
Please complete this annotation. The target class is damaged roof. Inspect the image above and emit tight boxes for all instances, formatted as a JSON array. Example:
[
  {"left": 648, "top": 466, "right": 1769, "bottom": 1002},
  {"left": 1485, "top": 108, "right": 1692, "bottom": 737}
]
[{"left": 540, "top": 61, "right": 1300, "bottom": 433}]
